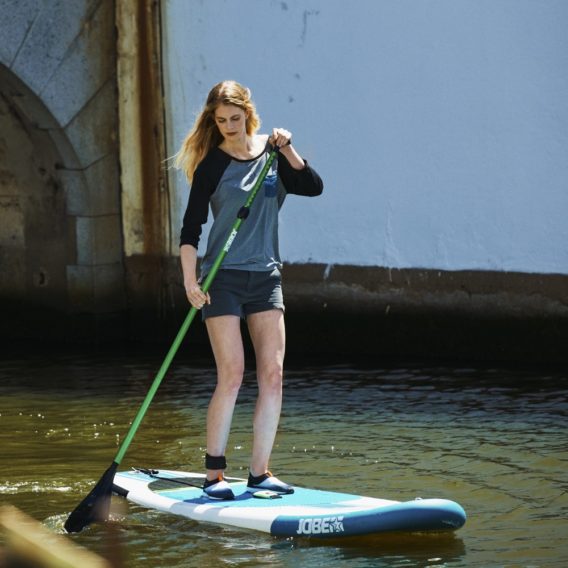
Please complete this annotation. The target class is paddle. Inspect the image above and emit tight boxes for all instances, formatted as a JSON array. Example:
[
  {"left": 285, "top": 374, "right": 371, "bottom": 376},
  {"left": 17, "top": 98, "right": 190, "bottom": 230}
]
[{"left": 64, "top": 146, "right": 280, "bottom": 533}]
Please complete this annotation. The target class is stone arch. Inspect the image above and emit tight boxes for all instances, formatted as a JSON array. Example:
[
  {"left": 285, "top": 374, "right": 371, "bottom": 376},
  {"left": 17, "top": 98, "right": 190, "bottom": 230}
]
[
  {"left": 0, "top": 0, "right": 125, "bottom": 340},
  {"left": 0, "top": 67, "right": 71, "bottom": 319}
]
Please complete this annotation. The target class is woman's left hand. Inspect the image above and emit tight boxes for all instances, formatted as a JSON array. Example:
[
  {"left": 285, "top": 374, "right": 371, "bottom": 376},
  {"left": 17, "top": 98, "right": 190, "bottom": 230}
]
[{"left": 270, "top": 128, "right": 292, "bottom": 149}]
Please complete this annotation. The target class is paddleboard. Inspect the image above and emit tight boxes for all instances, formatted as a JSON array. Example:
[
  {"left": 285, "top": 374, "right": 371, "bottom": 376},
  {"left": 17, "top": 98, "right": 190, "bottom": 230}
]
[{"left": 112, "top": 468, "right": 466, "bottom": 538}]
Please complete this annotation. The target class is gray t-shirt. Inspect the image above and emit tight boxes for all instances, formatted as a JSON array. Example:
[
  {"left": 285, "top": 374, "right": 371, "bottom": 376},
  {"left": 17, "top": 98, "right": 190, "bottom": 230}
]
[{"left": 180, "top": 144, "right": 323, "bottom": 275}]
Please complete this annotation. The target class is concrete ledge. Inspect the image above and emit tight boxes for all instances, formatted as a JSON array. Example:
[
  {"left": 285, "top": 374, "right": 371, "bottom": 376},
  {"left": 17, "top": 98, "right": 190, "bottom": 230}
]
[
  {"left": 280, "top": 264, "right": 568, "bottom": 361},
  {"left": 3, "top": 259, "right": 566, "bottom": 361},
  {"left": 283, "top": 264, "right": 568, "bottom": 319},
  {"left": 117, "top": 258, "right": 568, "bottom": 362}
]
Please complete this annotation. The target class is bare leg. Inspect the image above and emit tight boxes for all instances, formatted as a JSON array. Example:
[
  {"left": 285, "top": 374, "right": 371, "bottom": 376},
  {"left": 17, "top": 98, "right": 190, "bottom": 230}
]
[
  {"left": 204, "top": 315, "right": 244, "bottom": 481},
  {"left": 246, "top": 309, "right": 286, "bottom": 477}
]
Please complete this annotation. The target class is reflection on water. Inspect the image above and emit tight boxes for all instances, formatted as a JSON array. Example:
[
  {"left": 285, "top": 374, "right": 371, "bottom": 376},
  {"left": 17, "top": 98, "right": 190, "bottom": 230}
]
[{"left": 1, "top": 349, "right": 567, "bottom": 567}]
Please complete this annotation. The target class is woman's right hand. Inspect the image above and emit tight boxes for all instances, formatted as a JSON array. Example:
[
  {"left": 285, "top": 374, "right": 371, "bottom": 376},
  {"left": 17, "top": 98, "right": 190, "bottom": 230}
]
[{"left": 185, "top": 282, "right": 211, "bottom": 310}]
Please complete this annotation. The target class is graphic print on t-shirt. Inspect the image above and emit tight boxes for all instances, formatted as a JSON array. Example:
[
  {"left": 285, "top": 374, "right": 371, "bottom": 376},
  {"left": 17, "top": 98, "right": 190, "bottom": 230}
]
[{"left": 263, "top": 171, "right": 278, "bottom": 198}]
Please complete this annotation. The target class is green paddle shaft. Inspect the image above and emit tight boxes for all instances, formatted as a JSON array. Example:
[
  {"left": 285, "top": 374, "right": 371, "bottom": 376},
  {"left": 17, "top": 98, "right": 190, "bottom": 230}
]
[{"left": 114, "top": 148, "right": 279, "bottom": 465}]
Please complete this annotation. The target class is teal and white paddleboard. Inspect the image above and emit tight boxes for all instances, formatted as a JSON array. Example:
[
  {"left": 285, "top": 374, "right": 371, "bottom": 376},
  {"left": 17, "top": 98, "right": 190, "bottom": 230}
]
[{"left": 112, "top": 468, "right": 466, "bottom": 538}]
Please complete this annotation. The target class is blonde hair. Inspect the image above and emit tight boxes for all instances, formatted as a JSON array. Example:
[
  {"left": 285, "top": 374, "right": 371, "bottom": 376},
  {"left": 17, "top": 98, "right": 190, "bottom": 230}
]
[{"left": 174, "top": 81, "right": 261, "bottom": 183}]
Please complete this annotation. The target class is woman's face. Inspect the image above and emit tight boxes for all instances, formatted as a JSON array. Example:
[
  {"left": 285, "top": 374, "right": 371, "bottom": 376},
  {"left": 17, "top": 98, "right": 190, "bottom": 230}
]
[{"left": 214, "top": 104, "right": 247, "bottom": 141}]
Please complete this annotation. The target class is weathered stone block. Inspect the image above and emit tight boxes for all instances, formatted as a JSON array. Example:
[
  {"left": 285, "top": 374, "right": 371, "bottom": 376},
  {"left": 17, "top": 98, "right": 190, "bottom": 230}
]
[
  {"left": 61, "top": 154, "right": 120, "bottom": 217},
  {"left": 67, "top": 264, "right": 94, "bottom": 310},
  {"left": 93, "top": 214, "right": 122, "bottom": 265},
  {"left": 83, "top": 154, "right": 120, "bottom": 215},
  {"left": 76, "top": 214, "right": 123, "bottom": 265},
  {"left": 59, "top": 168, "right": 89, "bottom": 216},
  {"left": 11, "top": 0, "right": 98, "bottom": 93},
  {"left": 41, "top": 0, "right": 115, "bottom": 127},
  {"left": 0, "top": 64, "right": 62, "bottom": 134},
  {"left": 93, "top": 262, "right": 125, "bottom": 312},
  {"left": 68, "top": 261, "right": 125, "bottom": 313},
  {"left": 64, "top": 79, "right": 117, "bottom": 168},
  {"left": 0, "top": 195, "right": 26, "bottom": 295},
  {"left": 0, "top": 0, "right": 40, "bottom": 67}
]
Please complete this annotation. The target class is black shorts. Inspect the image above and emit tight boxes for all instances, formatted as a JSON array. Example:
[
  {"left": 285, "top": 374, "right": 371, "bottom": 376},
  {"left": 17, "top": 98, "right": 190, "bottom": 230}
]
[{"left": 201, "top": 268, "right": 285, "bottom": 321}]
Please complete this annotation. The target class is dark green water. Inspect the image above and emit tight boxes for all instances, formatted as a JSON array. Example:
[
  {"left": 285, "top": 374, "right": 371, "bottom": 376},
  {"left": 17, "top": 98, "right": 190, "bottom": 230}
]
[{"left": 1, "top": 349, "right": 567, "bottom": 567}]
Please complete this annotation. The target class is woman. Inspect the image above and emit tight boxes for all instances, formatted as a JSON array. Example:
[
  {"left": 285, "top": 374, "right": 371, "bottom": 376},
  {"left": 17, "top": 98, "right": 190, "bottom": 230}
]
[{"left": 176, "top": 80, "right": 323, "bottom": 500}]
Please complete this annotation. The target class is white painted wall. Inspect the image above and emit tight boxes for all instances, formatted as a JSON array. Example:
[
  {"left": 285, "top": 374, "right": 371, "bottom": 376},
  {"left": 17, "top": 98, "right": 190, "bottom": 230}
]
[{"left": 162, "top": 0, "right": 568, "bottom": 275}]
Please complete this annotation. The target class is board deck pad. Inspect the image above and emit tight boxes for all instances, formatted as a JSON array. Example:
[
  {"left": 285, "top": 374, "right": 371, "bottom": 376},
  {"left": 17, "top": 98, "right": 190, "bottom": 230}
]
[{"left": 113, "top": 469, "right": 466, "bottom": 538}]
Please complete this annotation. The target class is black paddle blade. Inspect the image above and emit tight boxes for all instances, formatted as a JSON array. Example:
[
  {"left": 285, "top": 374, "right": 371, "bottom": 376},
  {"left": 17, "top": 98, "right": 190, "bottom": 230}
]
[{"left": 64, "top": 461, "right": 119, "bottom": 533}]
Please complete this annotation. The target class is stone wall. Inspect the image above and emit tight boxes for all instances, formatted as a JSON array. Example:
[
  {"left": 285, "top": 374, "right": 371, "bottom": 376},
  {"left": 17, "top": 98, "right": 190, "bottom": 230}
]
[
  {"left": 0, "top": 1, "right": 566, "bottom": 362},
  {"left": 0, "top": 0, "right": 124, "bottom": 339}
]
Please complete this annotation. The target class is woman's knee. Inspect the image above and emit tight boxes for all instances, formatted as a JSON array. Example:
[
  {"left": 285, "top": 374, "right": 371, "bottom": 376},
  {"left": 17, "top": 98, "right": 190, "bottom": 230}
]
[
  {"left": 257, "top": 362, "right": 284, "bottom": 393},
  {"left": 216, "top": 364, "right": 245, "bottom": 395}
]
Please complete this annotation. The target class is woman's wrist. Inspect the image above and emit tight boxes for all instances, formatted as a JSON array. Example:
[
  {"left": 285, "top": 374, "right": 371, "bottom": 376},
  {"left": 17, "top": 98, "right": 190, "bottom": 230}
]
[
  {"left": 184, "top": 278, "right": 199, "bottom": 290},
  {"left": 279, "top": 144, "right": 305, "bottom": 170}
]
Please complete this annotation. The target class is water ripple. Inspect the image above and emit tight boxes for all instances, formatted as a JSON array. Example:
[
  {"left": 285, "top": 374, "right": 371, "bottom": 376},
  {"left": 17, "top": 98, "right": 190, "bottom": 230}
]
[{"left": 1, "top": 352, "right": 567, "bottom": 566}]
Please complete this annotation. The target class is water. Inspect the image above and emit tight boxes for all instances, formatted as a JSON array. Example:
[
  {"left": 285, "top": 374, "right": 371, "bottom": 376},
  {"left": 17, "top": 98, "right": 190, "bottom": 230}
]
[{"left": 1, "top": 348, "right": 567, "bottom": 567}]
